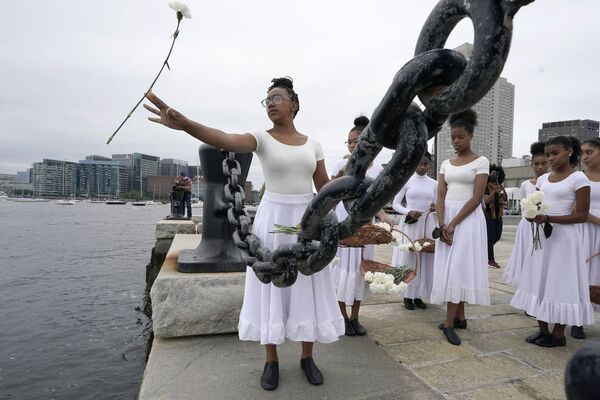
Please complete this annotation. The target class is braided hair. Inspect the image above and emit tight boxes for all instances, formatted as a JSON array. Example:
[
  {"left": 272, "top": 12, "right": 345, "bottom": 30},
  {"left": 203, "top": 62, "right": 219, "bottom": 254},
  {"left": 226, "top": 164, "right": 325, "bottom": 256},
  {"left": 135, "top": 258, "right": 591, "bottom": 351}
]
[
  {"left": 546, "top": 135, "right": 582, "bottom": 167},
  {"left": 268, "top": 76, "right": 299, "bottom": 117}
]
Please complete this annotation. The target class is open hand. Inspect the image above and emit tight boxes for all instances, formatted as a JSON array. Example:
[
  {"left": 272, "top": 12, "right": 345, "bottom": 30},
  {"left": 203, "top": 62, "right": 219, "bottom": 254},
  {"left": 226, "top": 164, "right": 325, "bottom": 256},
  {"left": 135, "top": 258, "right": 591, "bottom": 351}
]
[{"left": 144, "top": 91, "right": 190, "bottom": 131}]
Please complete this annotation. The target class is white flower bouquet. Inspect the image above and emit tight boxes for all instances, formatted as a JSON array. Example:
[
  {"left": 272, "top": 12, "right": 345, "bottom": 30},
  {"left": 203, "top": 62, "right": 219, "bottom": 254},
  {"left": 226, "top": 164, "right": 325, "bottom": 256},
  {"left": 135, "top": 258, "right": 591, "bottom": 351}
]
[
  {"left": 391, "top": 230, "right": 432, "bottom": 252},
  {"left": 364, "top": 267, "right": 410, "bottom": 295},
  {"left": 520, "top": 191, "right": 551, "bottom": 253}
]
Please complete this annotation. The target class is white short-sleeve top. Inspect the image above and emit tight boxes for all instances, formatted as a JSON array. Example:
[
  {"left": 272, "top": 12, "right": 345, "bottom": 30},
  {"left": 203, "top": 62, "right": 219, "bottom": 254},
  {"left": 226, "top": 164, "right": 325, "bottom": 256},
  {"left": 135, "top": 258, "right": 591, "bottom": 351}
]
[
  {"left": 248, "top": 130, "right": 324, "bottom": 195},
  {"left": 536, "top": 171, "right": 591, "bottom": 216},
  {"left": 440, "top": 156, "right": 489, "bottom": 201},
  {"left": 520, "top": 180, "right": 536, "bottom": 199},
  {"left": 331, "top": 158, "right": 383, "bottom": 180}
]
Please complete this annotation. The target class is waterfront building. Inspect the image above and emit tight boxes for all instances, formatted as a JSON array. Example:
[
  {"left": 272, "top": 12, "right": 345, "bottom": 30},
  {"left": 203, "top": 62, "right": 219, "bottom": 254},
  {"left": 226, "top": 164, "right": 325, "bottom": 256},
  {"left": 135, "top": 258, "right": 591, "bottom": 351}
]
[
  {"left": 112, "top": 153, "right": 160, "bottom": 193},
  {"left": 538, "top": 119, "right": 599, "bottom": 143},
  {"left": 79, "top": 157, "right": 128, "bottom": 198},
  {"left": 32, "top": 159, "right": 79, "bottom": 198},
  {"left": 16, "top": 170, "right": 32, "bottom": 184},
  {"left": 434, "top": 43, "right": 515, "bottom": 169},
  {"left": 160, "top": 158, "right": 188, "bottom": 177}
]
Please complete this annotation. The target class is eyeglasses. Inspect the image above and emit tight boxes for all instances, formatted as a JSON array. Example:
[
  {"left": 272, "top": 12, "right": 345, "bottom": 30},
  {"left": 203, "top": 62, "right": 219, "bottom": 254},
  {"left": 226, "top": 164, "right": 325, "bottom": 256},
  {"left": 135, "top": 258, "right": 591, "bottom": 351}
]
[
  {"left": 345, "top": 139, "right": 359, "bottom": 145},
  {"left": 261, "top": 94, "right": 292, "bottom": 108}
]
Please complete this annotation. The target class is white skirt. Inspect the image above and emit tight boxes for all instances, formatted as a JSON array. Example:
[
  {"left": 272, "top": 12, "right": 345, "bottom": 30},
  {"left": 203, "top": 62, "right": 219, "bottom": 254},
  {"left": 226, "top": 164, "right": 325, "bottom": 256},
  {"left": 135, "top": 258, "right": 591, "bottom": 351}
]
[
  {"left": 510, "top": 222, "right": 594, "bottom": 326},
  {"left": 330, "top": 202, "right": 371, "bottom": 305},
  {"left": 238, "top": 191, "right": 345, "bottom": 345},
  {"left": 431, "top": 201, "right": 490, "bottom": 305},
  {"left": 503, "top": 217, "right": 532, "bottom": 286},
  {"left": 391, "top": 213, "right": 437, "bottom": 300},
  {"left": 578, "top": 217, "right": 600, "bottom": 312}
]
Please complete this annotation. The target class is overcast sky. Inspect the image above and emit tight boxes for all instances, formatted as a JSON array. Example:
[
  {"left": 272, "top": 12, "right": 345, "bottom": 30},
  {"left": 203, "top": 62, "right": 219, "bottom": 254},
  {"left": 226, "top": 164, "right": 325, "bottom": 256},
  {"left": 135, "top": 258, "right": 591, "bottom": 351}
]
[{"left": 1, "top": 0, "right": 598, "bottom": 187}]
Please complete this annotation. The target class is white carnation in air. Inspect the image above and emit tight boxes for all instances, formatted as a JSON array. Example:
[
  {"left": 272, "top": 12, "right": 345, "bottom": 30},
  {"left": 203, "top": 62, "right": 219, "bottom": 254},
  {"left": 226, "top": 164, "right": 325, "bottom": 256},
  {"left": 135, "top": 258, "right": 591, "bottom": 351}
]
[{"left": 169, "top": 1, "right": 192, "bottom": 19}]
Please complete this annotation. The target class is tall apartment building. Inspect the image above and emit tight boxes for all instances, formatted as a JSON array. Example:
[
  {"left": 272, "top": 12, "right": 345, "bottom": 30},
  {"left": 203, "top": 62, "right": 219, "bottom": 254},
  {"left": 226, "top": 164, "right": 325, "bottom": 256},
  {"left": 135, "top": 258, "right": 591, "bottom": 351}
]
[
  {"left": 160, "top": 158, "right": 188, "bottom": 176},
  {"left": 435, "top": 43, "right": 515, "bottom": 169},
  {"left": 538, "top": 119, "right": 599, "bottom": 143},
  {"left": 111, "top": 153, "right": 160, "bottom": 193},
  {"left": 79, "top": 156, "right": 128, "bottom": 198},
  {"left": 32, "top": 159, "right": 79, "bottom": 197}
]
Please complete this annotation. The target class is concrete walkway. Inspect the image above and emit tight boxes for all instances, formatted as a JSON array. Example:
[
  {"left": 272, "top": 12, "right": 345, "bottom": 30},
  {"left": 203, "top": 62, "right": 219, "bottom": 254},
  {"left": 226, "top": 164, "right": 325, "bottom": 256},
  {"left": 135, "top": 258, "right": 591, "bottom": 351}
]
[{"left": 139, "top": 223, "right": 600, "bottom": 400}]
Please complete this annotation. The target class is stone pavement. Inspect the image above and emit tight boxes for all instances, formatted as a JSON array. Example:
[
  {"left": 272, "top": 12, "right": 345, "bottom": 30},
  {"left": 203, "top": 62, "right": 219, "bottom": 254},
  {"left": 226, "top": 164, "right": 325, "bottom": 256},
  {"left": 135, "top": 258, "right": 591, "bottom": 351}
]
[
  {"left": 361, "top": 224, "right": 600, "bottom": 399},
  {"left": 139, "top": 222, "right": 600, "bottom": 400}
]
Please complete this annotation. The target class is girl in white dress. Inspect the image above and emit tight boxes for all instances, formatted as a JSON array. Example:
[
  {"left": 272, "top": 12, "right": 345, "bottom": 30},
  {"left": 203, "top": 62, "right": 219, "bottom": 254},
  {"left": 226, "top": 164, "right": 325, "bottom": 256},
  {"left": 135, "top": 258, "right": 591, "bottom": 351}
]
[
  {"left": 432, "top": 110, "right": 490, "bottom": 346},
  {"left": 391, "top": 152, "right": 437, "bottom": 310},
  {"left": 144, "top": 77, "right": 344, "bottom": 390},
  {"left": 503, "top": 142, "right": 548, "bottom": 286},
  {"left": 573, "top": 137, "right": 600, "bottom": 339},
  {"left": 511, "top": 136, "right": 593, "bottom": 347},
  {"left": 330, "top": 116, "right": 394, "bottom": 336}
]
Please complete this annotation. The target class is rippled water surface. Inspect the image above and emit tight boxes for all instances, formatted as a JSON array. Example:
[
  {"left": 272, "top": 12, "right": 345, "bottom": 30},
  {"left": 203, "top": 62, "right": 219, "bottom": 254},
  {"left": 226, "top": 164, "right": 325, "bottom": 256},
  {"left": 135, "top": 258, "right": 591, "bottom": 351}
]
[{"left": 0, "top": 201, "right": 169, "bottom": 399}]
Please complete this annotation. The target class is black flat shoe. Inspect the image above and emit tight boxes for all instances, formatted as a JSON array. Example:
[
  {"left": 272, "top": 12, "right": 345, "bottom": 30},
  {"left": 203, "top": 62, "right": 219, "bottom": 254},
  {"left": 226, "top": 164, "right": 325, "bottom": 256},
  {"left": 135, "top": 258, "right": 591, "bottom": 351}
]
[
  {"left": 525, "top": 331, "right": 550, "bottom": 344},
  {"left": 349, "top": 318, "right": 367, "bottom": 336},
  {"left": 260, "top": 361, "right": 279, "bottom": 391},
  {"left": 300, "top": 357, "right": 324, "bottom": 385},
  {"left": 535, "top": 335, "right": 566, "bottom": 348},
  {"left": 441, "top": 325, "right": 461, "bottom": 345},
  {"left": 344, "top": 318, "right": 356, "bottom": 336},
  {"left": 414, "top": 298, "right": 428, "bottom": 309},
  {"left": 404, "top": 298, "right": 415, "bottom": 310},
  {"left": 453, "top": 317, "right": 467, "bottom": 329},
  {"left": 571, "top": 326, "right": 585, "bottom": 339}
]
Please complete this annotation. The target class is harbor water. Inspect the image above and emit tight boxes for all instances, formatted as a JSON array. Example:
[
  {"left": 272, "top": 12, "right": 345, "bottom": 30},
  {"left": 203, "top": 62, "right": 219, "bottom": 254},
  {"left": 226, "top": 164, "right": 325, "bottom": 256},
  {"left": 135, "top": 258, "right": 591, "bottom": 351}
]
[{"left": 0, "top": 200, "right": 169, "bottom": 399}]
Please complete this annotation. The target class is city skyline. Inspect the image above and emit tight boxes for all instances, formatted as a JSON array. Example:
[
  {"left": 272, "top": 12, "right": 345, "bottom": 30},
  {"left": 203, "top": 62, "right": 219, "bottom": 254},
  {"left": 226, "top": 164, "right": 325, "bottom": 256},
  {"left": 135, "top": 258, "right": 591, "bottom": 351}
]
[{"left": 2, "top": 1, "right": 600, "bottom": 183}]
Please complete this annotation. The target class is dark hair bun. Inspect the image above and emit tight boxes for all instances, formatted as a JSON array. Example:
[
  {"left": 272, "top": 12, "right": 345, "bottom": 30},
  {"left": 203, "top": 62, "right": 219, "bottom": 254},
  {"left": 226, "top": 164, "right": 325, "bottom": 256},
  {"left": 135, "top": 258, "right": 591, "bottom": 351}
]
[
  {"left": 530, "top": 141, "right": 546, "bottom": 156},
  {"left": 449, "top": 109, "right": 477, "bottom": 127},
  {"left": 270, "top": 76, "right": 294, "bottom": 90},
  {"left": 354, "top": 116, "right": 370, "bottom": 128}
]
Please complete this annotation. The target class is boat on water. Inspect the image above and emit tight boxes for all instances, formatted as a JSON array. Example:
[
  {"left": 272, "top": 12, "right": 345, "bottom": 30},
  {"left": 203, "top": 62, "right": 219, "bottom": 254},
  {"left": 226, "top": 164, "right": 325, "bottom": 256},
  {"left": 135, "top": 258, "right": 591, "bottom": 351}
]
[
  {"left": 10, "top": 198, "right": 49, "bottom": 203},
  {"left": 146, "top": 200, "right": 163, "bottom": 205},
  {"left": 106, "top": 200, "right": 127, "bottom": 205},
  {"left": 131, "top": 201, "right": 147, "bottom": 206},
  {"left": 55, "top": 199, "right": 76, "bottom": 205}
]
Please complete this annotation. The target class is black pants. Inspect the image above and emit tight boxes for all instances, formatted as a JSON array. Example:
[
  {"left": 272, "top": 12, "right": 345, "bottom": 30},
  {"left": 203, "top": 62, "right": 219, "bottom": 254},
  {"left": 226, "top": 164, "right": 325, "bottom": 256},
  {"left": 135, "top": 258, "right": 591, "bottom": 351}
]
[
  {"left": 484, "top": 211, "right": 503, "bottom": 261},
  {"left": 183, "top": 191, "right": 192, "bottom": 218}
]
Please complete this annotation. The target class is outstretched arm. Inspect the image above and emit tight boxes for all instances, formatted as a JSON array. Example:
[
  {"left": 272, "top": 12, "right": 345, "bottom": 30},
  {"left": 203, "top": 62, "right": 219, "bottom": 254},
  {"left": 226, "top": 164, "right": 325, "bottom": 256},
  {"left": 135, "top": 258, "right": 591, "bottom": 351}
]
[{"left": 144, "top": 91, "right": 257, "bottom": 153}]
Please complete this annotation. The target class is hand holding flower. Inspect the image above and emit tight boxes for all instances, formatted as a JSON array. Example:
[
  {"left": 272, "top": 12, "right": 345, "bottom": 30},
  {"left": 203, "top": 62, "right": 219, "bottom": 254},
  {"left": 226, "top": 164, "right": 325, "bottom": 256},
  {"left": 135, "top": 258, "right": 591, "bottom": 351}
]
[{"left": 532, "top": 214, "right": 548, "bottom": 224}]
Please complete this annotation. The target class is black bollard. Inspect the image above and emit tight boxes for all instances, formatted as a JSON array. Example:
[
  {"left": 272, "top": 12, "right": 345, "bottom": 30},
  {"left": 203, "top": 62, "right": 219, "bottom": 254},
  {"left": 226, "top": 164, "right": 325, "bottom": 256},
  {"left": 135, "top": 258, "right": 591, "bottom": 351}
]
[
  {"left": 565, "top": 339, "right": 600, "bottom": 400},
  {"left": 177, "top": 144, "right": 253, "bottom": 273},
  {"left": 166, "top": 187, "right": 186, "bottom": 220}
]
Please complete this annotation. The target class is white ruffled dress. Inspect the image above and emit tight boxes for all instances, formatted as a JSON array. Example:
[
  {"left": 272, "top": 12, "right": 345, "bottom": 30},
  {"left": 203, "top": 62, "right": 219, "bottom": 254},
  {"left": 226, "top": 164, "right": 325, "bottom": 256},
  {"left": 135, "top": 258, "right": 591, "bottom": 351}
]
[{"left": 510, "top": 172, "right": 594, "bottom": 326}]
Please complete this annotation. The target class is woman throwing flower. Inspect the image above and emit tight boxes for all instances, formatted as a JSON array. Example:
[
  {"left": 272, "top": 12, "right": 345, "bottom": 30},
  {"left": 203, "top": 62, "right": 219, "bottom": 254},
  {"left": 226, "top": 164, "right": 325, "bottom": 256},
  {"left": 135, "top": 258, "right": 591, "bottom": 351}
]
[
  {"left": 144, "top": 77, "right": 344, "bottom": 390},
  {"left": 511, "top": 136, "right": 592, "bottom": 347},
  {"left": 432, "top": 110, "right": 490, "bottom": 346}
]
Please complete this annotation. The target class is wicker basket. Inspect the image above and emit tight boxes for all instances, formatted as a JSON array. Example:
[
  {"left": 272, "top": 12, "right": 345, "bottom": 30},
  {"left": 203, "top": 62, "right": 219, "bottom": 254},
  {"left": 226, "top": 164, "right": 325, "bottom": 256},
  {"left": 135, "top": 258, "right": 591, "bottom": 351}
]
[
  {"left": 587, "top": 252, "right": 600, "bottom": 305},
  {"left": 410, "top": 211, "right": 436, "bottom": 254},
  {"left": 359, "top": 228, "right": 419, "bottom": 284},
  {"left": 339, "top": 223, "right": 393, "bottom": 247}
]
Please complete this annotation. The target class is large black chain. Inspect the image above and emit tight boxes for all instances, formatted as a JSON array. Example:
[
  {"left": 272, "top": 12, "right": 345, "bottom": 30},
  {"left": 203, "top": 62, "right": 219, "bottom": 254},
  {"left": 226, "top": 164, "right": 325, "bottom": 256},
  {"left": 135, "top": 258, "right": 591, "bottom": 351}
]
[{"left": 224, "top": 0, "right": 534, "bottom": 288}]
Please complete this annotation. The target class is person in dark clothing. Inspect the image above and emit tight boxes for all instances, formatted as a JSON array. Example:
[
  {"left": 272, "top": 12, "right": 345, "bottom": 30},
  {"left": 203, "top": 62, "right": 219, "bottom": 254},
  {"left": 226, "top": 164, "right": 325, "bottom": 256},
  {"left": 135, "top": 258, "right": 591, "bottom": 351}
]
[
  {"left": 483, "top": 164, "right": 507, "bottom": 268},
  {"left": 175, "top": 171, "right": 193, "bottom": 218}
]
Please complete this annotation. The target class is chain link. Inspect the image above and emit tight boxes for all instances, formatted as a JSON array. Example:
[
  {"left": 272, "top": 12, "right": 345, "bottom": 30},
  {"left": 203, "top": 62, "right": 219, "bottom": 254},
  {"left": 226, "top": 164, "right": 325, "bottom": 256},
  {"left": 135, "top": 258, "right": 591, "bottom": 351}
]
[{"left": 223, "top": 0, "right": 534, "bottom": 288}]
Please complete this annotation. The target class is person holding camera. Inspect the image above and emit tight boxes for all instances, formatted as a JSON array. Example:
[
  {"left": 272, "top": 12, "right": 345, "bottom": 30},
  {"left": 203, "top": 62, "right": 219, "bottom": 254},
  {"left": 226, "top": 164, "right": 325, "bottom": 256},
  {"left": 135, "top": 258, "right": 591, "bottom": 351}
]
[{"left": 483, "top": 164, "right": 507, "bottom": 268}]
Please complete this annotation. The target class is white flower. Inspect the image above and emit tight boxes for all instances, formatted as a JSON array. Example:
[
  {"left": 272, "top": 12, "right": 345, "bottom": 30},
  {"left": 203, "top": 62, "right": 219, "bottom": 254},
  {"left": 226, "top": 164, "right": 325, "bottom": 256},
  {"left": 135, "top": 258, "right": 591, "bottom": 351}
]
[
  {"left": 364, "top": 271, "right": 374, "bottom": 282},
  {"left": 375, "top": 222, "right": 391, "bottom": 231},
  {"left": 169, "top": 1, "right": 192, "bottom": 19},
  {"left": 331, "top": 256, "right": 341, "bottom": 267},
  {"left": 422, "top": 242, "right": 431, "bottom": 247},
  {"left": 414, "top": 242, "right": 422, "bottom": 252}
]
